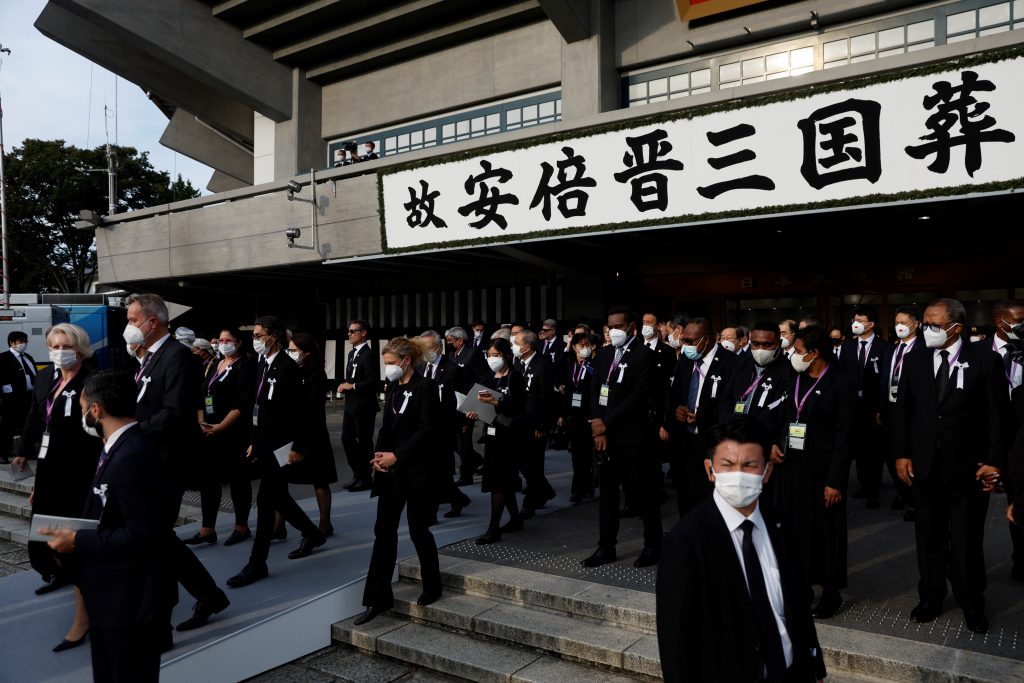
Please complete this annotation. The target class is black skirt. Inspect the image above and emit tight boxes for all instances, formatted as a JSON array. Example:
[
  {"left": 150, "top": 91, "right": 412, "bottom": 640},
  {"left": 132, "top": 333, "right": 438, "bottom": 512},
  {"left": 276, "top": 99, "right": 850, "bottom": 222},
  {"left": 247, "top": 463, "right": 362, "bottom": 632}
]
[
  {"left": 481, "top": 428, "right": 523, "bottom": 493},
  {"left": 284, "top": 427, "right": 339, "bottom": 486}
]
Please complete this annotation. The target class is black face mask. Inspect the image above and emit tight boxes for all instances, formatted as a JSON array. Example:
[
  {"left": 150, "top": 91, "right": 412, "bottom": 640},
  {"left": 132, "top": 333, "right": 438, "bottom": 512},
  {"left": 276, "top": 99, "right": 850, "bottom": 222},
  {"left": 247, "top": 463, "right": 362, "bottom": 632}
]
[{"left": 831, "top": 339, "right": 843, "bottom": 347}]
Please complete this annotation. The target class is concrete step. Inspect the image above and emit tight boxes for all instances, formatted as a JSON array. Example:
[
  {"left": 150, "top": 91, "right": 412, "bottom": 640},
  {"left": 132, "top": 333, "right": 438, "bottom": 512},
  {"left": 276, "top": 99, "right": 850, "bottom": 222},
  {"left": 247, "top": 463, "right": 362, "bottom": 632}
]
[
  {"left": 395, "top": 557, "right": 1024, "bottom": 683},
  {"left": 0, "top": 489, "right": 32, "bottom": 519},
  {"left": 0, "top": 465, "right": 35, "bottom": 495},
  {"left": 0, "top": 513, "right": 29, "bottom": 545},
  {"left": 332, "top": 613, "right": 648, "bottom": 683}
]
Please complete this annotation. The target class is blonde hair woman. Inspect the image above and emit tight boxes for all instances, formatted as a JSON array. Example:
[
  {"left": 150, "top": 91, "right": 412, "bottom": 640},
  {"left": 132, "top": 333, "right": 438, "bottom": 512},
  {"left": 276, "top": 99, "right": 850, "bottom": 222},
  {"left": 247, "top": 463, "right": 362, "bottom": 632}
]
[{"left": 13, "top": 323, "right": 101, "bottom": 651}]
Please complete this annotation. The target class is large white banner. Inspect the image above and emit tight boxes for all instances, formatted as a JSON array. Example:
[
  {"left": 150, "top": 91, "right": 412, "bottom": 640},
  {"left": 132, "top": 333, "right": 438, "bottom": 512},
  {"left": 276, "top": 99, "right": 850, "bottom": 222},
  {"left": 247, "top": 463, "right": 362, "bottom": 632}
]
[{"left": 382, "top": 57, "right": 1024, "bottom": 250}]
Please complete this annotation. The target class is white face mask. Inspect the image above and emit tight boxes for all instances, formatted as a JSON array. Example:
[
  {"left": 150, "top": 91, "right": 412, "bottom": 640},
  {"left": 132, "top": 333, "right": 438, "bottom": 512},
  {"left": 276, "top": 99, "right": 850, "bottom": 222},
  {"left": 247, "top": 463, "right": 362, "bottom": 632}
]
[
  {"left": 286, "top": 349, "right": 301, "bottom": 362},
  {"left": 12, "top": 342, "right": 26, "bottom": 354},
  {"left": 895, "top": 324, "right": 912, "bottom": 339},
  {"left": 751, "top": 348, "right": 777, "bottom": 367},
  {"left": 682, "top": 345, "right": 702, "bottom": 361},
  {"left": 969, "top": 335, "right": 982, "bottom": 343},
  {"left": 424, "top": 350, "right": 439, "bottom": 364},
  {"left": 1001, "top": 319, "right": 1020, "bottom": 341},
  {"left": 851, "top": 321, "right": 866, "bottom": 335},
  {"left": 384, "top": 361, "right": 405, "bottom": 383},
  {"left": 126, "top": 342, "right": 142, "bottom": 362},
  {"left": 219, "top": 342, "right": 236, "bottom": 357},
  {"left": 608, "top": 328, "right": 629, "bottom": 348},
  {"left": 122, "top": 320, "right": 150, "bottom": 347},
  {"left": 486, "top": 356, "right": 505, "bottom": 372},
  {"left": 923, "top": 324, "right": 954, "bottom": 349},
  {"left": 81, "top": 409, "right": 101, "bottom": 439},
  {"left": 577, "top": 346, "right": 592, "bottom": 359},
  {"left": 473, "top": 330, "right": 483, "bottom": 339},
  {"left": 512, "top": 343, "right": 524, "bottom": 358},
  {"left": 253, "top": 338, "right": 267, "bottom": 356},
  {"left": 49, "top": 349, "right": 78, "bottom": 369},
  {"left": 790, "top": 351, "right": 813, "bottom": 373},
  {"left": 642, "top": 325, "right": 656, "bottom": 339},
  {"left": 780, "top": 336, "right": 791, "bottom": 349},
  {"left": 720, "top": 340, "right": 737, "bottom": 353},
  {"left": 712, "top": 466, "right": 765, "bottom": 509},
  {"left": 667, "top": 335, "right": 681, "bottom": 349}
]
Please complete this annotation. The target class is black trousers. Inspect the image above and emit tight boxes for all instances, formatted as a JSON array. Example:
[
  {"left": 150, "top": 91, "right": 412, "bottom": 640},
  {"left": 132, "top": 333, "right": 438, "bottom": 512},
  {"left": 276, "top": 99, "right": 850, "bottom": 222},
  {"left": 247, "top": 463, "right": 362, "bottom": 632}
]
[
  {"left": 853, "top": 408, "right": 884, "bottom": 500},
  {"left": 675, "top": 430, "right": 712, "bottom": 518},
  {"left": 520, "top": 433, "right": 555, "bottom": 509},
  {"left": 199, "top": 473, "right": 252, "bottom": 528},
  {"left": 166, "top": 486, "right": 223, "bottom": 605},
  {"left": 455, "top": 421, "right": 482, "bottom": 480},
  {"left": 913, "top": 477, "right": 989, "bottom": 612},
  {"left": 250, "top": 460, "right": 321, "bottom": 564},
  {"left": 433, "top": 435, "right": 468, "bottom": 510},
  {"left": 0, "top": 399, "right": 28, "bottom": 459},
  {"left": 879, "top": 409, "right": 914, "bottom": 506},
  {"left": 597, "top": 442, "right": 662, "bottom": 552},
  {"left": 568, "top": 420, "right": 594, "bottom": 497},
  {"left": 363, "top": 481, "right": 441, "bottom": 608},
  {"left": 89, "top": 620, "right": 167, "bottom": 683},
  {"left": 342, "top": 410, "right": 376, "bottom": 483}
]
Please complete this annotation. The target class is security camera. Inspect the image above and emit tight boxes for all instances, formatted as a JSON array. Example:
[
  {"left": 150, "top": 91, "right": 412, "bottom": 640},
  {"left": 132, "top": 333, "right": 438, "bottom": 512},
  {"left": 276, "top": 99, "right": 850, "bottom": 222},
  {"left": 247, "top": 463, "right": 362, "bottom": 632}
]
[
  {"left": 285, "top": 227, "right": 301, "bottom": 245},
  {"left": 286, "top": 180, "right": 302, "bottom": 194}
]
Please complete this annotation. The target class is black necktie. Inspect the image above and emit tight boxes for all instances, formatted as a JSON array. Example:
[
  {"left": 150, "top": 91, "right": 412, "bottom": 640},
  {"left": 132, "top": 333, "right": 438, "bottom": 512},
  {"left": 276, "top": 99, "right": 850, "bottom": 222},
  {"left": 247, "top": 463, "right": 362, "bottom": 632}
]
[
  {"left": 19, "top": 354, "right": 34, "bottom": 378},
  {"left": 936, "top": 349, "right": 950, "bottom": 398},
  {"left": 858, "top": 340, "right": 868, "bottom": 369},
  {"left": 740, "top": 520, "right": 787, "bottom": 680},
  {"left": 1003, "top": 349, "right": 1013, "bottom": 378},
  {"left": 891, "top": 343, "right": 906, "bottom": 388}
]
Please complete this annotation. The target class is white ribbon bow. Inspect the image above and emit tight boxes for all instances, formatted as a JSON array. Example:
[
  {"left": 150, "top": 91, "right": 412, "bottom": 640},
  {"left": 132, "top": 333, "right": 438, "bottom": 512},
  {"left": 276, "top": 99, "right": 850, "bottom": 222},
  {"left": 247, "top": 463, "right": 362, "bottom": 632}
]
[
  {"left": 93, "top": 483, "right": 108, "bottom": 508},
  {"left": 758, "top": 383, "right": 772, "bottom": 408},
  {"left": 62, "top": 389, "right": 76, "bottom": 417},
  {"left": 616, "top": 363, "right": 628, "bottom": 383},
  {"left": 955, "top": 362, "right": 969, "bottom": 390},
  {"left": 710, "top": 375, "right": 721, "bottom": 398},
  {"left": 136, "top": 376, "right": 152, "bottom": 403},
  {"left": 267, "top": 378, "right": 278, "bottom": 400},
  {"left": 398, "top": 390, "right": 413, "bottom": 414}
]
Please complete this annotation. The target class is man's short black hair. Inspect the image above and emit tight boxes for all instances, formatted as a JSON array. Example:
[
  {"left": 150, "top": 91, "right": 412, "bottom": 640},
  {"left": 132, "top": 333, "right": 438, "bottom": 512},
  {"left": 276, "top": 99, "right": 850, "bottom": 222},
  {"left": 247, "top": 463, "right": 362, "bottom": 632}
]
[
  {"left": 709, "top": 416, "right": 770, "bottom": 462},
  {"left": 349, "top": 319, "right": 370, "bottom": 335},
  {"left": 607, "top": 305, "right": 636, "bottom": 325},
  {"left": 895, "top": 305, "right": 922, "bottom": 322},
  {"left": 83, "top": 370, "right": 138, "bottom": 419},
  {"left": 7, "top": 331, "right": 27, "bottom": 345},
  {"left": 800, "top": 314, "right": 823, "bottom": 327},
  {"left": 795, "top": 324, "right": 833, "bottom": 359},
  {"left": 853, "top": 307, "right": 878, "bottom": 323},
  {"left": 686, "top": 317, "right": 715, "bottom": 338},
  {"left": 751, "top": 321, "right": 779, "bottom": 337},
  {"left": 254, "top": 315, "right": 287, "bottom": 343}
]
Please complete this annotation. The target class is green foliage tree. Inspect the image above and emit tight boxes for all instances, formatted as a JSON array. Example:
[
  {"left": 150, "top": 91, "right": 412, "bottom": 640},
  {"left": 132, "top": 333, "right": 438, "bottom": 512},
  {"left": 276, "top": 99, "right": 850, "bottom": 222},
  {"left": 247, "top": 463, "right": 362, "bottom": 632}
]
[{"left": 3, "top": 139, "right": 200, "bottom": 293}]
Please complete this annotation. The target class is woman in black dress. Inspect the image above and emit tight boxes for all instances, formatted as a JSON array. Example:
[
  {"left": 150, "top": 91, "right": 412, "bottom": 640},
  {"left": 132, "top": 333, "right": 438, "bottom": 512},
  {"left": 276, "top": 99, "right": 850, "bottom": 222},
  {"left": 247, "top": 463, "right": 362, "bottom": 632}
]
[
  {"left": 468, "top": 338, "right": 527, "bottom": 544},
  {"left": 354, "top": 336, "right": 442, "bottom": 625},
  {"left": 185, "top": 328, "right": 254, "bottom": 546},
  {"left": 13, "top": 323, "right": 102, "bottom": 650},
  {"left": 286, "top": 332, "right": 338, "bottom": 536},
  {"left": 560, "top": 332, "right": 597, "bottom": 503},
  {"left": 771, "top": 324, "right": 855, "bottom": 619}
]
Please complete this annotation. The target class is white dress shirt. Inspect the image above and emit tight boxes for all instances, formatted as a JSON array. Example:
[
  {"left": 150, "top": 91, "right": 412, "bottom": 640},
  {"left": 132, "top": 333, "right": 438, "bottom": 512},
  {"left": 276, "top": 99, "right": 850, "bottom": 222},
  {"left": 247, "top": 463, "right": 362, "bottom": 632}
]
[
  {"left": 10, "top": 347, "right": 35, "bottom": 390},
  {"left": 692, "top": 343, "right": 719, "bottom": 412},
  {"left": 713, "top": 490, "right": 794, "bottom": 669},
  {"left": 103, "top": 421, "right": 140, "bottom": 454},
  {"left": 887, "top": 336, "right": 917, "bottom": 403},
  {"left": 993, "top": 336, "right": 1023, "bottom": 391},
  {"left": 933, "top": 337, "right": 963, "bottom": 377}
]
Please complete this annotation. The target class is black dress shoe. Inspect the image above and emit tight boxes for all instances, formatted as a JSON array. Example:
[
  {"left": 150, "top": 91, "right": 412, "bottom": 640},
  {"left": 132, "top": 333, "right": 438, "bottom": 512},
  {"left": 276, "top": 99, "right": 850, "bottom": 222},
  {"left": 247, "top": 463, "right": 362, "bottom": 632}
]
[
  {"left": 520, "top": 507, "right": 536, "bottom": 520},
  {"left": 445, "top": 496, "right": 470, "bottom": 518},
  {"left": 53, "top": 631, "right": 88, "bottom": 652},
  {"left": 890, "top": 495, "right": 907, "bottom": 510},
  {"left": 353, "top": 606, "right": 387, "bottom": 626},
  {"left": 223, "top": 529, "right": 252, "bottom": 546},
  {"left": 417, "top": 591, "right": 442, "bottom": 606},
  {"left": 287, "top": 534, "right": 326, "bottom": 559},
  {"left": 499, "top": 518, "right": 524, "bottom": 534},
  {"left": 618, "top": 507, "right": 639, "bottom": 519},
  {"left": 633, "top": 548, "right": 660, "bottom": 568},
  {"left": 176, "top": 591, "right": 231, "bottom": 631},
  {"left": 910, "top": 601, "right": 941, "bottom": 623},
  {"left": 347, "top": 480, "right": 372, "bottom": 492},
  {"left": 227, "top": 562, "right": 269, "bottom": 588},
  {"left": 964, "top": 610, "right": 989, "bottom": 634},
  {"left": 320, "top": 524, "right": 335, "bottom": 538},
  {"left": 183, "top": 531, "right": 217, "bottom": 545},
  {"left": 812, "top": 591, "right": 843, "bottom": 619},
  {"left": 455, "top": 477, "right": 475, "bottom": 487},
  {"left": 271, "top": 525, "right": 287, "bottom": 541},
  {"left": 582, "top": 548, "right": 617, "bottom": 567},
  {"left": 342, "top": 478, "right": 358, "bottom": 490},
  {"left": 35, "top": 575, "right": 69, "bottom": 595},
  {"left": 475, "top": 531, "right": 502, "bottom": 545}
]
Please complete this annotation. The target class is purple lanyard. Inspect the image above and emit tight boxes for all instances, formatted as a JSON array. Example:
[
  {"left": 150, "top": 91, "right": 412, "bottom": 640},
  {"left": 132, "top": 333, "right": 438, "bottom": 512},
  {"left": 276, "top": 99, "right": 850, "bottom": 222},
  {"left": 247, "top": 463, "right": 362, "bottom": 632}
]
[
  {"left": 256, "top": 364, "right": 270, "bottom": 401},
  {"left": 573, "top": 361, "right": 588, "bottom": 387},
  {"left": 135, "top": 352, "right": 154, "bottom": 382},
  {"left": 793, "top": 364, "right": 830, "bottom": 421},
  {"left": 739, "top": 370, "right": 763, "bottom": 401},
  {"left": 44, "top": 370, "right": 78, "bottom": 429},
  {"left": 207, "top": 359, "right": 235, "bottom": 393}
]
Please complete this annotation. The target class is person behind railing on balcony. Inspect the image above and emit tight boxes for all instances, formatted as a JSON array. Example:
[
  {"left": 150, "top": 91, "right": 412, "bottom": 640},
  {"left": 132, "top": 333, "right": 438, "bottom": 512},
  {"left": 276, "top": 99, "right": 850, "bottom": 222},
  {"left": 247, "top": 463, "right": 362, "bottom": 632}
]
[
  {"left": 344, "top": 141, "right": 360, "bottom": 164},
  {"left": 333, "top": 147, "right": 347, "bottom": 168},
  {"left": 362, "top": 141, "right": 379, "bottom": 161},
  {"left": 185, "top": 328, "right": 255, "bottom": 549},
  {"left": 14, "top": 323, "right": 101, "bottom": 651},
  {"left": 354, "top": 336, "right": 442, "bottom": 626}
]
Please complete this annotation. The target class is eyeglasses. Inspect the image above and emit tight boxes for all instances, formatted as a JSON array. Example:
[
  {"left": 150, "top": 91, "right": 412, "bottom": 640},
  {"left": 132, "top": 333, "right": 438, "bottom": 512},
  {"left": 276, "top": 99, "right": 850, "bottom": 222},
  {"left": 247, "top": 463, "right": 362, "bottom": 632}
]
[
  {"left": 681, "top": 335, "right": 707, "bottom": 345},
  {"left": 347, "top": 328, "right": 363, "bottom": 335},
  {"left": 920, "top": 322, "right": 955, "bottom": 333},
  {"left": 541, "top": 328, "right": 554, "bottom": 333},
  {"left": 252, "top": 332, "right": 269, "bottom": 340}
]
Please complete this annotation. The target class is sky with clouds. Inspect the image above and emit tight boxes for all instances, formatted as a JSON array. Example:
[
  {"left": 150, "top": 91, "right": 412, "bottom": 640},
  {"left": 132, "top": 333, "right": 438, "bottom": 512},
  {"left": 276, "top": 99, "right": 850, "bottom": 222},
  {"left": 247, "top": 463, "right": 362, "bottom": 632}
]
[{"left": 0, "top": 0, "right": 214, "bottom": 194}]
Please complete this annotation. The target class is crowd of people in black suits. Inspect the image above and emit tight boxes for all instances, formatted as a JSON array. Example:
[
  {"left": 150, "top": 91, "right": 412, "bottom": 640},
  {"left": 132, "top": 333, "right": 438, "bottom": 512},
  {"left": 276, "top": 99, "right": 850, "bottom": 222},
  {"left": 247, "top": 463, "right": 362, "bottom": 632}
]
[{"left": 4, "top": 292, "right": 1024, "bottom": 681}]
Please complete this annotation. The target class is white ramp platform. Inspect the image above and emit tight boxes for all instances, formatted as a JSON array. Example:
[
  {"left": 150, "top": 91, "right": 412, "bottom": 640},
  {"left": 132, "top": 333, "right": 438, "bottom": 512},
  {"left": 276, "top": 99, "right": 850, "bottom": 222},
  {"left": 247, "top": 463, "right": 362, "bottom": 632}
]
[{"left": 0, "top": 453, "right": 576, "bottom": 683}]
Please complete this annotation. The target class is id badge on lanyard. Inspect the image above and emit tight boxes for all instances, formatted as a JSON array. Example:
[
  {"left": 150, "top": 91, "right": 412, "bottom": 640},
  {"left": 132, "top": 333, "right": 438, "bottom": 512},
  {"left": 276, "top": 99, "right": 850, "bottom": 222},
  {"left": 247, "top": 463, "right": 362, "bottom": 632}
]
[
  {"left": 38, "top": 432, "right": 51, "bottom": 459},
  {"left": 788, "top": 422, "right": 807, "bottom": 450},
  {"left": 734, "top": 401, "right": 747, "bottom": 415},
  {"left": 572, "top": 392, "right": 583, "bottom": 408},
  {"left": 252, "top": 404, "right": 260, "bottom": 426},
  {"left": 205, "top": 395, "right": 215, "bottom": 415},
  {"left": 486, "top": 426, "right": 497, "bottom": 436},
  {"left": 599, "top": 384, "right": 610, "bottom": 406}
]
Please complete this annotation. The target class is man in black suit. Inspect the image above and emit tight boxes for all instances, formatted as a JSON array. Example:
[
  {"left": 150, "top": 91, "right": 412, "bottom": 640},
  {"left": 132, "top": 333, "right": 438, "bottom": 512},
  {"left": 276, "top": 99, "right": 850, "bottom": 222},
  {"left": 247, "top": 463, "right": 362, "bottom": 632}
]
[
  {"left": 124, "top": 293, "right": 229, "bottom": 632},
  {"left": 338, "top": 319, "right": 379, "bottom": 492},
  {"left": 657, "top": 417, "right": 826, "bottom": 683},
  {"left": 418, "top": 330, "right": 471, "bottom": 519},
  {"left": 512, "top": 329, "right": 558, "bottom": 516},
  {"left": 0, "top": 331, "right": 36, "bottom": 464},
  {"left": 717, "top": 322, "right": 791, "bottom": 435},
  {"left": 538, "top": 319, "right": 565, "bottom": 367},
  {"left": 839, "top": 307, "right": 891, "bottom": 509},
  {"left": 638, "top": 311, "right": 676, "bottom": 512},
  {"left": 446, "top": 326, "right": 486, "bottom": 484},
  {"left": 470, "top": 321, "right": 487, "bottom": 350},
  {"left": 662, "top": 317, "right": 739, "bottom": 517},
  {"left": 990, "top": 300, "right": 1024, "bottom": 580},
  {"left": 583, "top": 306, "right": 660, "bottom": 568},
  {"left": 893, "top": 298, "right": 1010, "bottom": 633},
  {"left": 736, "top": 325, "right": 750, "bottom": 356},
  {"left": 876, "top": 305, "right": 925, "bottom": 519},
  {"left": 42, "top": 370, "right": 176, "bottom": 683}
]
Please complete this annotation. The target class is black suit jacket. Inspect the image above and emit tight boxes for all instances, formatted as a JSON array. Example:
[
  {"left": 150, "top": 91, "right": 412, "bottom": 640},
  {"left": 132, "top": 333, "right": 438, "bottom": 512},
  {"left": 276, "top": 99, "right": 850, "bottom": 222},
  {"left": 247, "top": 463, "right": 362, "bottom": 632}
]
[
  {"left": 448, "top": 342, "right": 489, "bottom": 391},
  {"left": 590, "top": 338, "right": 654, "bottom": 447},
  {"left": 718, "top": 353, "right": 792, "bottom": 435},
  {"left": 251, "top": 352, "right": 302, "bottom": 454},
  {"left": 74, "top": 425, "right": 176, "bottom": 628},
  {"left": 540, "top": 337, "right": 566, "bottom": 367},
  {"left": 516, "top": 352, "right": 558, "bottom": 432},
  {"left": 665, "top": 345, "right": 739, "bottom": 437},
  {"left": 134, "top": 337, "right": 202, "bottom": 484},
  {"left": 415, "top": 356, "right": 462, "bottom": 441},
  {"left": 373, "top": 372, "right": 439, "bottom": 496},
  {"left": 0, "top": 348, "right": 36, "bottom": 418},
  {"left": 657, "top": 497, "right": 826, "bottom": 683},
  {"left": 642, "top": 339, "right": 677, "bottom": 415},
  {"left": 344, "top": 343, "right": 380, "bottom": 415},
  {"left": 892, "top": 340, "right": 1009, "bottom": 483},
  {"left": 839, "top": 335, "right": 891, "bottom": 410},
  {"left": 876, "top": 338, "right": 926, "bottom": 419}
]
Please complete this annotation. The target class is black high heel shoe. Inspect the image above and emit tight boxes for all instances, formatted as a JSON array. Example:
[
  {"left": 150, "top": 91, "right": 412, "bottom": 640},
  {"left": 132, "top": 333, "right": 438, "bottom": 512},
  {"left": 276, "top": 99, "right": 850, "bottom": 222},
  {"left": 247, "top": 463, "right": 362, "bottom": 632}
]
[{"left": 53, "top": 630, "right": 89, "bottom": 652}]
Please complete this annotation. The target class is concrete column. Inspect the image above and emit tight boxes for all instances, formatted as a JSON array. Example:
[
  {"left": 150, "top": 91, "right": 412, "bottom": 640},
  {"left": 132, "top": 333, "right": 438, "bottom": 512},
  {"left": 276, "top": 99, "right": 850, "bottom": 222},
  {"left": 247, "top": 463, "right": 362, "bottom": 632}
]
[
  {"left": 560, "top": 0, "right": 618, "bottom": 121},
  {"left": 273, "top": 69, "right": 324, "bottom": 180}
]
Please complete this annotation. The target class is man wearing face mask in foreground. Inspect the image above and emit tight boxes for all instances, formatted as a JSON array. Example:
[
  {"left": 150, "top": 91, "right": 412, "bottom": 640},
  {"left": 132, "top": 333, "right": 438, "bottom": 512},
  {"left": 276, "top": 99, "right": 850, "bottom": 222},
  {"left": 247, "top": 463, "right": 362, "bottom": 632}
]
[{"left": 656, "top": 416, "right": 826, "bottom": 683}]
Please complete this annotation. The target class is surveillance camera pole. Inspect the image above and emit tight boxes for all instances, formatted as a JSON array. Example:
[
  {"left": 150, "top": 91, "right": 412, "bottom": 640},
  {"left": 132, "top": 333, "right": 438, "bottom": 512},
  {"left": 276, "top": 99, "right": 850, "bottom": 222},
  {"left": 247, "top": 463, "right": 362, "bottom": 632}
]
[{"left": 0, "top": 44, "right": 12, "bottom": 311}]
